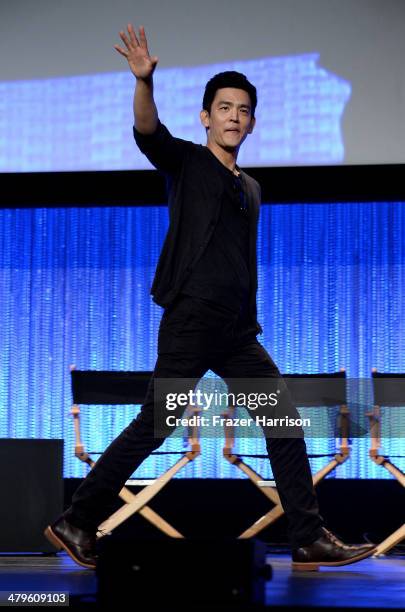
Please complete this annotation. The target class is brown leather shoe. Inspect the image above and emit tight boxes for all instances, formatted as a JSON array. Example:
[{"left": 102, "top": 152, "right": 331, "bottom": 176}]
[
  {"left": 292, "top": 527, "right": 376, "bottom": 571},
  {"left": 44, "top": 516, "right": 97, "bottom": 569},
  {"left": 320, "top": 528, "right": 376, "bottom": 551}
]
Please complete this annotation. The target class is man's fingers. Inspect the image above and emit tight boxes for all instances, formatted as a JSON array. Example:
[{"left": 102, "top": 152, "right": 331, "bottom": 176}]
[
  {"left": 127, "top": 23, "right": 140, "bottom": 47},
  {"left": 119, "top": 30, "right": 132, "bottom": 50},
  {"left": 138, "top": 25, "right": 149, "bottom": 53},
  {"left": 116, "top": 23, "right": 149, "bottom": 63},
  {"left": 114, "top": 44, "right": 128, "bottom": 58}
]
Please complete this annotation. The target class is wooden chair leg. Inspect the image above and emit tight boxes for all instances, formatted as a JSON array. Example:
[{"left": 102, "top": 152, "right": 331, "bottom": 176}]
[
  {"left": 233, "top": 455, "right": 345, "bottom": 538},
  {"left": 368, "top": 453, "right": 405, "bottom": 556},
  {"left": 117, "top": 485, "right": 184, "bottom": 538},
  {"left": 374, "top": 523, "right": 405, "bottom": 556},
  {"left": 222, "top": 407, "right": 350, "bottom": 539},
  {"left": 97, "top": 451, "right": 199, "bottom": 537},
  {"left": 71, "top": 402, "right": 185, "bottom": 537},
  {"left": 72, "top": 397, "right": 203, "bottom": 539}
]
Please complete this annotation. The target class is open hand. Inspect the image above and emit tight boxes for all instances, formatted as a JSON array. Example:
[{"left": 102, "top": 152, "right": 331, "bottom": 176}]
[{"left": 114, "top": 24, "right": 158, "bottom": 79}]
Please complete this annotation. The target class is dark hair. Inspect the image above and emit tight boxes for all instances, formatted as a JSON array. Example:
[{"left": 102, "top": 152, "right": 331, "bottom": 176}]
[{"left": 202, "top": 71, "right": 257, "bottom": 118}]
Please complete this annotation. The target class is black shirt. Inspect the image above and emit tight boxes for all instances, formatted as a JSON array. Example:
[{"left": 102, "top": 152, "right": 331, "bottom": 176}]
[
  {"left": 132, "top": 120, "right": 263, "bottom": 335},
  {"left": 181, "top": 151, "right": 250, "bottom": 313}
]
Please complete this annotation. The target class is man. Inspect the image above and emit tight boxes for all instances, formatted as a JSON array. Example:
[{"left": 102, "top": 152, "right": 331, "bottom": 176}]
[{"left": 45, "top": 24, "right": 375, "bottom": 571}]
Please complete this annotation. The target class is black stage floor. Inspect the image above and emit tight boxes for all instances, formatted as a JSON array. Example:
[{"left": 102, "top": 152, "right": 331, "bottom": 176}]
[{"left": 0, "top": 549, "right": 403, "bottom": 611}]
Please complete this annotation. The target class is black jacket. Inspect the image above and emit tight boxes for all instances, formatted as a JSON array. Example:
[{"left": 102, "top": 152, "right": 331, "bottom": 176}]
[{"left": 133, "top": 120, "right": 263, "bottom": 335}]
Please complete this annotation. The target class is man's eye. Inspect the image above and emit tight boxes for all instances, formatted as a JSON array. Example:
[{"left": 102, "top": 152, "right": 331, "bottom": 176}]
[{"left": 220, "top": 106, "right": 228, "bottom": 110}]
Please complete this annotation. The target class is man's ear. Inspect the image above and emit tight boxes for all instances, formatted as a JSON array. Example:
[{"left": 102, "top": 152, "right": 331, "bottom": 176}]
[
  {"left": 247, "top": 116, "right": 256, "bottom": 134},
  {"left": 200, "top": 109, "right": 210, "bottom": 130}
]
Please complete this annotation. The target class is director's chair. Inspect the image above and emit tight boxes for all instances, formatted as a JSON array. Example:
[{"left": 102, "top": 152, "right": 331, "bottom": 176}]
[
  {"left": 367, "top": 369, "right": 405, "bottom": 555},
  {"left": 70, "top": 366, "right": 202, "bottom": 539},
  {"left": 222, "top": 370, "right": 350, "bottom": 538}
]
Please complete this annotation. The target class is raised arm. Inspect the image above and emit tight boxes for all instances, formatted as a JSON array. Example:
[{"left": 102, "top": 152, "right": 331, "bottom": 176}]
[
  {"left": 114, "top": 24, "right": 158, "bottom": 134},
  {"left": 114, "top": 23, "right": 193, "bottom": 174}
]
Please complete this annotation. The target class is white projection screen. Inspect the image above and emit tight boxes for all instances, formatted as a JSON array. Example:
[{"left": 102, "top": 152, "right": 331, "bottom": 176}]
[{"left": 0, "top": 0, "right": 404, "bottom": 171}]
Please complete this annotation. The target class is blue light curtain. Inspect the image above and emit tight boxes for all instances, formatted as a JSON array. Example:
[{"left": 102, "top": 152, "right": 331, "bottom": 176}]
[{"left": 0, "top": 202, "right": 404, "bottom": 478}]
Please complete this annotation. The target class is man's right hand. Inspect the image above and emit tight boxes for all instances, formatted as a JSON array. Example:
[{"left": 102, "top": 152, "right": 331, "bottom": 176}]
[{"left": 114, "top": 24, "right": 158, "bottom": 80}]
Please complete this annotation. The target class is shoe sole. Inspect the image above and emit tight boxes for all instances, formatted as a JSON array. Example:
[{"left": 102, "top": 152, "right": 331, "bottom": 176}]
[
  {"left": 292, "top": 546, "right": 377, "bottom": 571},
  {"left": 44, "top": 526, "right": 96, "bottom": 570}
]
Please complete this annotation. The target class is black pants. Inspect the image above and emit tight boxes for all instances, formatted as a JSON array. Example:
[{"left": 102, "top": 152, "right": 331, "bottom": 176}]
[{"left": 65, "top": 294, "right": 323, "bottom": 548}]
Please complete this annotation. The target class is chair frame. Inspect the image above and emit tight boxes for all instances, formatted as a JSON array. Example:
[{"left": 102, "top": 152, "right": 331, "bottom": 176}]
[
  {"left": 367, "top": 369, "right": 405, "bottom": 555},
  {"left": 222, "top": 369, "right": 350, "bottom": 539},
  {"left": 69, "top": 365, "right": 201, "bottom": 539}
]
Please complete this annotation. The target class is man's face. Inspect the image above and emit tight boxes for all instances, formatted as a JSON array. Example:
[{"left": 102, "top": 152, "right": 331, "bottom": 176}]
[{"left": 200, "top": 87, "right": 256, "bottom": 151}]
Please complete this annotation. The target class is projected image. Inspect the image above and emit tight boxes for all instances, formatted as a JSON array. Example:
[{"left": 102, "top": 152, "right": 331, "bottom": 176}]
[{"left": 0, "top": 54, "right": 350, "bottom": 172}]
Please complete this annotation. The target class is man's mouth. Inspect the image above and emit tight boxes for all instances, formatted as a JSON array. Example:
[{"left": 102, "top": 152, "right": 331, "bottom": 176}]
[{"left": 226, "top": 129, "right": 240, "bottom": 132}]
